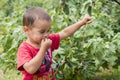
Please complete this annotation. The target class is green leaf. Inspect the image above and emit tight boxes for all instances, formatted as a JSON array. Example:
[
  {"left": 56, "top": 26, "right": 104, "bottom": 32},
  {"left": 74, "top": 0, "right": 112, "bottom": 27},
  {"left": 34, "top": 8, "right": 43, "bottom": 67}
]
[{"left": 88, "top": 6, "right": 92, "bottom": 16}]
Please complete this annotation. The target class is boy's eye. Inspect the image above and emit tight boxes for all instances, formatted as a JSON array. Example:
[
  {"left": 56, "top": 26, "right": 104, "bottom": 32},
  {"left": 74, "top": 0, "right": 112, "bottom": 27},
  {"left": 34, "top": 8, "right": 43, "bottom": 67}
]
[
  {"left": 48, "top": 28, "right": 51, "bottom": 33},
  {"left": 39, "top": 29, "right": 51, "bottom": 34},
  {"left": 39, "top": 31, "right": 45, "bottom": 34},
  {"left": 47, "top": 29, "right": 50, "bottom": 32}
]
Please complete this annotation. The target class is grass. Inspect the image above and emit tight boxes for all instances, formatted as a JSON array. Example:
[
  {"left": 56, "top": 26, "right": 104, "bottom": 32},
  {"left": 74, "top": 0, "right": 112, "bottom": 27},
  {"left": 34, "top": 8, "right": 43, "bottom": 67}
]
[
  {"left": 0, "top": 66, "right": 120, "bottom": 80},
  {"left": 88, "top": 66, "right": 120, "bottom": 80},
  {"left": 0, "top": 68, "right": 22, "bottom": 80}
]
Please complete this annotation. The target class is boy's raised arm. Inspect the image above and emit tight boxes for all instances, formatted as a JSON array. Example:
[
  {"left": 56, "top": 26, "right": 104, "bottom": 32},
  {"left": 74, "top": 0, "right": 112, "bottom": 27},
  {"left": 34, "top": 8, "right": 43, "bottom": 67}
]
[{"left": 58, "top": 14, "right": 92, "bottom": 40}]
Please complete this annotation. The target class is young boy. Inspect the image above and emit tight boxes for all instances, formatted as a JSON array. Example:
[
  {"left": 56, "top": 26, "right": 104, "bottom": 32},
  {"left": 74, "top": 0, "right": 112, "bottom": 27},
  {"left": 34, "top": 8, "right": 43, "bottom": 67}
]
[{"left": 17, "top": 7, "right": 92, "bottom": 80}]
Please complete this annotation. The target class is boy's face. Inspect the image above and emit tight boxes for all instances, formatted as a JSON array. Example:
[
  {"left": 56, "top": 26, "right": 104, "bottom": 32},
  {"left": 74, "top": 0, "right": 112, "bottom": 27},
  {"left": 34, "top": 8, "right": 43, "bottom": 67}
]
[{"left": 25, "top": 20, "right": 51, "bottom": 46}]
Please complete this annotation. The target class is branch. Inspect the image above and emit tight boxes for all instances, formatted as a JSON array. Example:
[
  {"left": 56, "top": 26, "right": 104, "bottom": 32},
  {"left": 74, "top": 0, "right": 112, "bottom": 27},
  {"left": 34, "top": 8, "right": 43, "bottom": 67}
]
[{"left": 112, "top": 0, "right": 120, "bottom": 5}]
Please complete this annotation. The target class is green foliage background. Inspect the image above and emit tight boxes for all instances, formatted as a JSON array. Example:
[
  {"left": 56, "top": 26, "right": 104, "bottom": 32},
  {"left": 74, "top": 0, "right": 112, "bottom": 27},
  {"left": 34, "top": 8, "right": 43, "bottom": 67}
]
[{"left": 0, "top": 0, "right": 120, "bottom": 80}]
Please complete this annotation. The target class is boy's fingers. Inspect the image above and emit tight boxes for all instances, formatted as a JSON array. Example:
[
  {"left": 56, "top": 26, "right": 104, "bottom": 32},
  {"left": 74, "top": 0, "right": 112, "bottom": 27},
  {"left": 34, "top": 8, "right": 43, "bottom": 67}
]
[{"left": 87, "top": 20, "right": 92, "bottom": 24}]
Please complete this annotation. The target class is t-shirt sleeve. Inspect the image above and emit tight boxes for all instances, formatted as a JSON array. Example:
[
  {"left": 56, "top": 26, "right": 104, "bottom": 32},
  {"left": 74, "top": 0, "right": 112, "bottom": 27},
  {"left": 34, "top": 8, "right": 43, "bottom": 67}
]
[
  {"left": 17, "top": 44, "right": 32, "bottom": 71},
  {"left": 49, "top": 33, "right": 60, "bottom": 52}
]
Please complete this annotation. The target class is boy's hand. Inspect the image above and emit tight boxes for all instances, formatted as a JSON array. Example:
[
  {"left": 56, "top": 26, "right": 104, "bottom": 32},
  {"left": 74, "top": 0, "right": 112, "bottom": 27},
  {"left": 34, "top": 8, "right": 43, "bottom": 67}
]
[
  {"left": 41, "top": 38, "right": 52, "bottom": 50},
  {"left": 82, "top": 14, "right": 92, "bottom": 25}
]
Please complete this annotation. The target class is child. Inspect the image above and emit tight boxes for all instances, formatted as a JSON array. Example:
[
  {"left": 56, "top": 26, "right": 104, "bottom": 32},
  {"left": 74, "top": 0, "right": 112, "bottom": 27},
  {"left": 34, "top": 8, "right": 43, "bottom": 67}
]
[{"left": 17, "top": 7, "right": 92, "bottom": 80}]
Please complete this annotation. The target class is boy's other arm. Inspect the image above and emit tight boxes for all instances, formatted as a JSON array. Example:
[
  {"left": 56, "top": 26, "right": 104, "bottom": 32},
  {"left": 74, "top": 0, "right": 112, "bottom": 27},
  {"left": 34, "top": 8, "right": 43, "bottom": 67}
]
[{"left": 59, "top": 14, "right": 92, "bottom": 40}]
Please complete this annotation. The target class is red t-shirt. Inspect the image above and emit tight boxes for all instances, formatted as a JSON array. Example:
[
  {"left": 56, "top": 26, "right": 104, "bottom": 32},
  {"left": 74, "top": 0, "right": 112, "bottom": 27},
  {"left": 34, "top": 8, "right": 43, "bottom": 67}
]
[{"left": 17, "top": 34, "right": 60, "bottom": 80}]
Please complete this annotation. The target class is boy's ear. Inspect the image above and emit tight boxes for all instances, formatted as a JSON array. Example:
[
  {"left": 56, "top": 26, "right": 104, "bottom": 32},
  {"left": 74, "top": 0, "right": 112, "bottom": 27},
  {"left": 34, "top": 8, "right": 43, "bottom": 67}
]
[{"left": 23, "top": 26, "right": 29, "bottom": 32}]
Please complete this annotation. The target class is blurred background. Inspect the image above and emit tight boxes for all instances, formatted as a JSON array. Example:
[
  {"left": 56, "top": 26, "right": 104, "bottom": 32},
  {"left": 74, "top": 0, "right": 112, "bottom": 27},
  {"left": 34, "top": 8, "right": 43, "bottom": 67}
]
[{"left": 0, "top": 0, "right": 120, "bottom": 80}]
